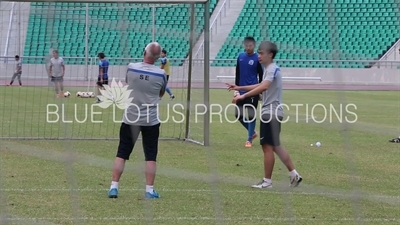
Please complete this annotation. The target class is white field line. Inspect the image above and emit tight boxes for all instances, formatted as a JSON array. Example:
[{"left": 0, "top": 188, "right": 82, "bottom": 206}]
[
  {"left": 3, "top": 216, "right": 400, "bottom": 222},
  {"left": 1, "top": 215, "right": 59, "bottom": 225},
  {"left": 2, "top": 141, "right": 400, "bottom": 207},
  {"left": 1, "top": 188, "right": 399, "bottom": 200}
]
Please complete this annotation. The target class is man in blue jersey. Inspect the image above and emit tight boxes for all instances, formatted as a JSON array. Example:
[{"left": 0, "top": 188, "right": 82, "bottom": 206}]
[
  {"left": 235, "top": 36, "right": 264, "bottom": 148},
  {"left": 96, "top": 52, "right": 109, "bottom": 103}
]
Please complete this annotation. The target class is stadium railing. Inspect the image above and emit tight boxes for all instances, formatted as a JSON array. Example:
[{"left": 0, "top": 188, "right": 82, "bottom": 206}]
[
  {"left": 0, "top": 56, "right": 212, "bottom": 81},
  {"left": 194, "top": 0, "right": 230, "bottom": 59},
  {"left": 377, "top": 39, "right": 400, "bottom": 63},
  {"left": 208, "top": 59, "right": 400, "bottom": 86},
  {"left": 1, "top": 57, "right": 398, "bottom": 85}
]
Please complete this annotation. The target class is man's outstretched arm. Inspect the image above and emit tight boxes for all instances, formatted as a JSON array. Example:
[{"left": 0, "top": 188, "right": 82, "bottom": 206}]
[
  {"left": 241, "top": 68, "right": 275, "bottom": 98},
  {"left": 241, "top": 81, "right": 271, "bottom": 98},
  {"left": 237, "top": 83, "right": 261, "bottom": 92}
]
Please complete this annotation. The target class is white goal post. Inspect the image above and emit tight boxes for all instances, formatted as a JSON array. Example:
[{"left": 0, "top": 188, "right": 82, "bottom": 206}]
[{"left": 2, "top": 0, "right": 211, "bottom": 146}]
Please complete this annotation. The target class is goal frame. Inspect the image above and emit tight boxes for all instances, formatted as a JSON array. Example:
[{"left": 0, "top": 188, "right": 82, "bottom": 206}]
[{"left": 5, "top": 0, "right": 211, "bottom": 146}]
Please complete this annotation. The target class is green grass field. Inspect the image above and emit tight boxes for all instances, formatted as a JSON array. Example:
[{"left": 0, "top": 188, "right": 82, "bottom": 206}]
[{"left": 1, "top": 87, "right": 400, "bottom": 225}]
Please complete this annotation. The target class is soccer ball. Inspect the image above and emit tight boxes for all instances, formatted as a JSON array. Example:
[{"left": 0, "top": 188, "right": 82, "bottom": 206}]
[
  {"left": 76, "top": 91, "right": 96, "bottom": 98},
  {"left": 64, "top": 91, "right": 71, "bottom": 97},
  {"left": 87, "top": 92, "right": 95, "bottom": 98}
]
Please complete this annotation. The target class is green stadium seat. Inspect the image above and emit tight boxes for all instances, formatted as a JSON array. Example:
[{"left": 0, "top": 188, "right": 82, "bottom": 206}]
[
  {"left": 213, "top": 0, "right": 400, "bottom": 68},
  {"left": 25, "top": 1, "right": 400, "bottom": 68},
  {"left": 24, "top": 1, "right": 219, "bottom": 66}
]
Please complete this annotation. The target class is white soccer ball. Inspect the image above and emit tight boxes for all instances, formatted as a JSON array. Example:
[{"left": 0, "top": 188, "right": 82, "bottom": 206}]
[
  {"left": 76, "top": 91, "right": 82, "bottom": 97},
  {"left": 316, "top": 142, "right": 321, "bottom": 147},
  {"left": 87, "top": 92, "right": 95, "bottom": 98},
  {"left": 64, "top": 91, "right": 71, "bottom": 97},
  {"left": 81, "top": 92, "right": 89, "bottom": 98}
]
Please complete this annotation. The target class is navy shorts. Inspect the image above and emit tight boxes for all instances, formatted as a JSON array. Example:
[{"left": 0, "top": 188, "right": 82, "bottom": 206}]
[
  {"left": 51, "top": 76, "right": 63, "bottom": 82},
  {"left": 259, "top": 114, "right": 282, "bottom": 146},
  {"left": 116, "top": 123, "right": 160, "bottom": 161},
  {"left": 97, "top": 77, "right": 108, "bottom": 86},
  {"left": 236, "top": 95, "right": 259, "bottom": 109}
]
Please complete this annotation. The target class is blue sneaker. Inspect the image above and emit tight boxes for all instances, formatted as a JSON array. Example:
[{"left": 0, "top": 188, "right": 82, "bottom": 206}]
[
  {"left": 145, "top": 190, "right": 160, "bottom": 199},
  {"left": 108, "top": 188, "right": 118, "bottom": 198}
]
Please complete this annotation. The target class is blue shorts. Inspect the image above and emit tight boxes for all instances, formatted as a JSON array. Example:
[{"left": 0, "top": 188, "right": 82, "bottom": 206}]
[{"left": 97, "top": 77, "right": 108, "bottom": 86}]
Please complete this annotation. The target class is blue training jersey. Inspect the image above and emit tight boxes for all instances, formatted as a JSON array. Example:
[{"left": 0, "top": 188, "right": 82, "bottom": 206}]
[
  {"left": 99, "top": 59, "right": 109, "bottom": 78},
  {"left": 235, "top": 52, "right": 264, "bottom": 95}
]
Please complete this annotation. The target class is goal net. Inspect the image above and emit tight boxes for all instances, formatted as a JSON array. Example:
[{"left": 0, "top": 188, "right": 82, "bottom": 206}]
[
  {"left": 0, "top": 0, "right": 210, "bottom": 145},
  {"left": 2, "top": 0, "right": 400, "bottom": 224}
]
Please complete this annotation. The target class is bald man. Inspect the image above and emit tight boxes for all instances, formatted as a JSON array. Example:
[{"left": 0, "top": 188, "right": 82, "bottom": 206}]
[{"left": 107, "top": 42, "right": 166, "bottom": 199}]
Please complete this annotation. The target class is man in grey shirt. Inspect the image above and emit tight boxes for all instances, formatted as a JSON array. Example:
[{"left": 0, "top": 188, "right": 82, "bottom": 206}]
[
  {"left": 49, "top": 50, "right": 66, "bottom": 98},
  {"left": 227, "top": 41, "right": 303, "bottom": 189},
  {"left": 7, "top": 55, "right": 22, "bottom": 86},
  {"left": 108, "top": 42, "right": 166, "bottom": 199}
]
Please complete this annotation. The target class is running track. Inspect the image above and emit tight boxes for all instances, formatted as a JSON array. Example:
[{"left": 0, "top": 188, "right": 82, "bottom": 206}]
[{"left": 0, "top": 79, "right": 398, "bottom": 91}]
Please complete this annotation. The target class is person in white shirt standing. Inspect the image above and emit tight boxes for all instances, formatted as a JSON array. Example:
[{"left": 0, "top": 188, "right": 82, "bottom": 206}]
[
  {"left": 7, "top": 55, "right": 22, "bottom": 87},
  {"left": 49, "top": 50, "right": 66, "bottom": 98}
]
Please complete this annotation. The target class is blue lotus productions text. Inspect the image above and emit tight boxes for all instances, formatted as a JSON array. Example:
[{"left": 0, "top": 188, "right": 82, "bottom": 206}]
[{"left": 46, "top": 103, "right": 358, "bottom": 124}]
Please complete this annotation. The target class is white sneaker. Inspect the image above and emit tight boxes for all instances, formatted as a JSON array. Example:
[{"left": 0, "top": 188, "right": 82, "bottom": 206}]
[
  {"left": 290, "top": 174, "right": 303, "bottom": 187},
  {"left": 251, "top": 180, "right": 273, "bottom": 189}
]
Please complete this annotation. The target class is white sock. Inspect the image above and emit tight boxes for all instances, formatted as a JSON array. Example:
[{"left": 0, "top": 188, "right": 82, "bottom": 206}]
[
  {"left": 110, "top": 181, "right": 118, "bottom": 190},
  {"left": 146, "top": 185, "right": 154, "bottom": 193},
  {"left": 289, "top": 169, "right": 298, "bottom": 177},
  {"left": 263, "top": 178, "right": 272, "bottom": 184}
]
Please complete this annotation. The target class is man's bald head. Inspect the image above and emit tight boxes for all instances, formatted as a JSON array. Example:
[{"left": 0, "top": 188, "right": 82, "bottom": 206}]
[{"left": 144, "top": 42, "right": 162, "bottom": 63}]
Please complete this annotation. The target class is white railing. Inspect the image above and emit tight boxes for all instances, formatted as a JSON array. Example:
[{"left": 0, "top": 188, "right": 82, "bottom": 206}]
[
  {"left": 194, "top": 0, "right": 230, "bottom": 59},
  {"left": 378, "top": 38, "right": 400, "bottom": 62},
  {"left": 217, "top": 76, "right": 322, "bottom": 81},
  {"left": 3, "top": 2, "right": 15, "bottom": 63}
]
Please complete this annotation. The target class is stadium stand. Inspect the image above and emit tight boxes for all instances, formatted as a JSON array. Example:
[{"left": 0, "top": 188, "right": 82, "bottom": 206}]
[
  {"left": 23, "top": 1, "right": 218, "bottom": 65},
  {"left": 213, "top": 0, "right": 400, "bottom": 68}
]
